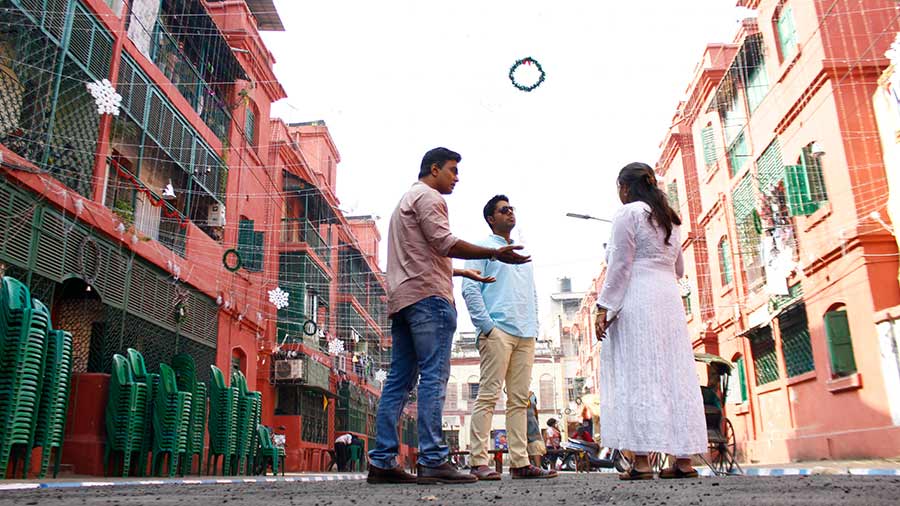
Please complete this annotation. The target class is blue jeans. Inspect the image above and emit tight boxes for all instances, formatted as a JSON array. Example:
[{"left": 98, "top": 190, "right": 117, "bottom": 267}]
[{"left": 368, "top": 296, "right": 457, "bottom": 469}]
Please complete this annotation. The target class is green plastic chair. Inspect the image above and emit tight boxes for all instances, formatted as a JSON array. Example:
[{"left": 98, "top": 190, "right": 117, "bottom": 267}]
[
  {"left": 206, "top": 365, "right": 238, "bottom": 475},
  {"left": 104, "top": 354, "right": 148, "bottom": 477},
  {"left": 255, "top": 425, "right": 283, "bottom": 476},
  {"left": 127, "top": 348, "right": 159, "bottom": 476},
  {"left": 172, "top": 353, "right": 207, "bottom": 476},
  {"left": 232, "top": 370, "right": 262, "bottom": 475},
  {"left": 32, "top": 329, "right": 74, "bottom": 478},
  {"left": 150, "top": 364, "right": 191, "bottom": 477}
]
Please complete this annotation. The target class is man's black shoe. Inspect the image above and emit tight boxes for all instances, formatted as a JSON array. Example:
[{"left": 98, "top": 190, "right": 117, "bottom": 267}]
[
  {"left": 417, "top": 463, "right": 478, "bottom": 485},
  {"left": 367, "top": 465, "right": 417, "bottom": 484}
]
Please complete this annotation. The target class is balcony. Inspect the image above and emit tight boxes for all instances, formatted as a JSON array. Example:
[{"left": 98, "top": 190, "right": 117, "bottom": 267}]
[{"left": 281, "top": 218, "right": 329, "bottom": 266}]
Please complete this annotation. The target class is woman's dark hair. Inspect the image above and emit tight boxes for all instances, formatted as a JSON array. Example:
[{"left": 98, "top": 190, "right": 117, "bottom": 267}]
[
  {"left": 419, "top": 147, "right": 461, "bottom": 178},
  {"left": 617, "top": 162, "right": 682, "bottom": 244},
  {"left": 547, "top": 418, "right": 557, "bottom": 428}
]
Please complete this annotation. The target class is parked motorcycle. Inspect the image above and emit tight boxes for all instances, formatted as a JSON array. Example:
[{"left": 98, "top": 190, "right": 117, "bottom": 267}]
[{"left": 554, "top": 438, "right": 629, "bottom": 472}]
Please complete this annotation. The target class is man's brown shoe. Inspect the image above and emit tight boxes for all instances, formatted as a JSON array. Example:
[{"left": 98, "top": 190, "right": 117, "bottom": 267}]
[
  {"left": 510, "top": 465, "right": 559, "bottom": 479},
  {"left": 367, "top": 465, "right": 417, "bottom": 484},
  {"left": 417, "top": 463, "right": 478, "bottom": 484},
  {"left": 469, "top": 465, "right": 501, "bottom": 481}
]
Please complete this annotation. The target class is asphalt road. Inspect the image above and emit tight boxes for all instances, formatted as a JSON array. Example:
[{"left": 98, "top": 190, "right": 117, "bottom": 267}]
[{"left": 1, "top": 473, "right": 899, "bottom": 505}]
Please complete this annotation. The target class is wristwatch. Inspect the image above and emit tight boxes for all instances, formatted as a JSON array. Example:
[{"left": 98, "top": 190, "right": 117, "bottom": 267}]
[{"left": 489, "top": 248, "right": 498, "bottom": 262}]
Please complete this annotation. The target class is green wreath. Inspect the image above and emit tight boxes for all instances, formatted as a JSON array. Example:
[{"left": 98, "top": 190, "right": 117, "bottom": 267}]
[
  {"left": 223, "top": 248, "right": 242, "bottom": 272},
  {"left": 303, "top": 319, "right": 318, "bottom": 337},
  {"left": 508, "top": 57, "right": 545, "bottom": 92}
]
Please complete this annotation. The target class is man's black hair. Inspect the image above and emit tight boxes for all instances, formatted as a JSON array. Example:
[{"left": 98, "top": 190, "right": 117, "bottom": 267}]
[
  {"left": 419, "top": 147, "right": 461, "bottom": 178},
  {"left": 483, "top": 194, "right": 510, "bottom": 226}
]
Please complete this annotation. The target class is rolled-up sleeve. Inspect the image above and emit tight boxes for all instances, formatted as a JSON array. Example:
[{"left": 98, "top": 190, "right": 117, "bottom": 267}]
[{"left": 415, "top": 193, "right": 460, "bottom": 256}]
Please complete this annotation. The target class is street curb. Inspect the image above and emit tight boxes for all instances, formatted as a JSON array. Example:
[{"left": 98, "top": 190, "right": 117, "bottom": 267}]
[
  {"left": 696, "top": 468, "right": 900, "bottom": 477},
  {"left": 0, "top": 473, "right": 367, "bottom": 491}
]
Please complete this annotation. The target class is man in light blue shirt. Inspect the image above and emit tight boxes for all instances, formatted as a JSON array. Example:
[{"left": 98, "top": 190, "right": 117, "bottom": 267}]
[{"left": 462, "top": 195, "right": 556, "bottom": 480}]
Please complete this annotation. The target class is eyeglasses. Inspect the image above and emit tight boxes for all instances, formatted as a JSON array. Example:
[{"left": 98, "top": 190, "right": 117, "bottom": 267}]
[{"left": 497, "top": 206, "right": 515, "bottom": 215}]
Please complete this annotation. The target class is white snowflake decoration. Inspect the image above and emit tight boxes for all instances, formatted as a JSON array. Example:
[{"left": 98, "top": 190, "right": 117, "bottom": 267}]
[
  {"left": 268, "top": 286, "right": 290, "bottom": 310},
  {"left": 374, "top": 369, "right": 387, "bottom": 383},
  {"left": 327, "top": 338, "right": 345, "bottom": 356},
  {"left": 86, "top": 79, "right": 122, "bottom": 116}
]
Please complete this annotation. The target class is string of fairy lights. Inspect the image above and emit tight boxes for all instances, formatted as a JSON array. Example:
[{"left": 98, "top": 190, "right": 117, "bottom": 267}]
[{"left": 0, "top": 0, "right": 898, "bottom": 370}]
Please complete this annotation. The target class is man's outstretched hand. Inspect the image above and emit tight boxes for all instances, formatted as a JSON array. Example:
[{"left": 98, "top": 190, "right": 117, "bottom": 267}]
[
  {"left": 454, "top": 269, "right": 497, "bottom": 283},
  {"left": 495, "top": 245, "right": 531, "bottom": 264}
]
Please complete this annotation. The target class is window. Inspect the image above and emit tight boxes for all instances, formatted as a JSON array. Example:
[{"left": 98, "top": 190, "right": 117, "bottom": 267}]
[
  {"left": 468, "top": 383, "right": 480, "bottom": 401},
  {"left": 718, "top": 237, "right": 733, "bottom": 286},
  {"left": 727, "top": 132, "right": 749, "bottom": 177},
  {"left": 566, "top": 378, "right": 576, "bottom": 403},
  {"left": 779, "top": 304, "right": 815, "bottom": 377},
  {"left": 238, "top": 218, "right": 264, "bottom": 271},
  {"left": 540, "top": 375, "right": 555, "bottom": 410},
  {"left": 783, "top": 143, "right": 829, "bottom": 216},
  {"left": 745, "top": 58, "right": 769, "bottom": 112},
  {"left": 305, "top": 289, "right": 319, "bottom": 323},
  {"left": 750, "top": 326, "right": 780, "bottom": 385},
  {"left": 244, "top": 105, "right": 256, "bottom": 147},
  {"left": 775, "top": 3, "right": 799, "bottom": 62},
  {"left": 825, "top": 308, "right": 857, "bottom": 377},
  {"left": 682, "top": 295, "right": 692, "bottom": 317},
  {"left": 733, "top": 356, "right": 749, "bottom": 403},
  {"left": 667, "top": 181, "right": 680, "bottom": 211},
  {"left": 701, "top": 125, "right": 717, "bottom": 168},
  {"left": 445, "top": 381, "right": 458, "bottom": 410}
]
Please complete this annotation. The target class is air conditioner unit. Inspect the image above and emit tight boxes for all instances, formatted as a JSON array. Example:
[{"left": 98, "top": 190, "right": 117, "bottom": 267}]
[
  {"left": 207, "top": 203, "right": 226, "bottom": 227},
  {"left": 274, "top": 359, "right": 303, "bottom": 380}
]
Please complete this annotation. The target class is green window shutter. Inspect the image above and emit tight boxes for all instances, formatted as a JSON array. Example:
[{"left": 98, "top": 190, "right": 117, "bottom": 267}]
[
  {"left": 245, "top": 107, "right": 256, "bottom": 146},
  {"left": 252, "top": 230, "right": 265, "bottom": 272},
  {"left": 702, "top": 126, "right": 717, "bottom": 167},
  {"left": 825, "top": 310, "right": 857, "bottom": 377},
  {"left": 785, "top": 164, "right": 820, "bottom": 216},
  {"left": 746, "top": 57, "right": 770, "bottom": 113},
  {"left": 728, "top": 133, "right": 749, "bottom": 177},
  {"left": 682, "top": 295, "right": 691, "bottom": 317},
  {"left": 667, "top": 181, "right": 680, "bottom": 211},
  {"left": 238, "top": 219, "right": 254, "bottom": 269},
  {"left": 719, "top": 239, "right": 733, "bottom": 285},
  {"left": 777, "top": 5, "right": 798, "bottom": 61},
  {"left": 736, "top": 357, "right": 748, "bottom": 403},
  {"left": 756, "top": 139, "right": 784, "bottom": 193}
]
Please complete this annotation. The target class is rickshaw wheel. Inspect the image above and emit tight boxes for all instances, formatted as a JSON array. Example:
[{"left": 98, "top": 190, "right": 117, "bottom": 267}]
[{"left": 708, "top": 418, "right": 737, "bottom": 474}]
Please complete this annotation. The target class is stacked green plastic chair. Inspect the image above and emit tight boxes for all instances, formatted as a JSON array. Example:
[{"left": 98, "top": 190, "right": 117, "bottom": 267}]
[
  {"left": 206, "top": 365, "right": 238, "bottom": 475},
  {"left": 0, "top": 277, "right": 49, "bottom": 478},
  {"left": 255, "top": 424, "right": 283, "bottom": 476},
  {"left": 232, "top": 370, "right": 261, "bottom": 475},
  {"left": 32, "top": 329, "right": 74, "bottom": 478},
  {"left": 172, "top": 353, "right": 207, "bottom": 476},
  {"left": 150, "top": 363, "right": 192, "bottom": 477},
  {"left": 104, "top": 354, "right": 148, "bottom": 476},
  {"left": 126, "top": 348, "right": 159, "bottom": 476}
]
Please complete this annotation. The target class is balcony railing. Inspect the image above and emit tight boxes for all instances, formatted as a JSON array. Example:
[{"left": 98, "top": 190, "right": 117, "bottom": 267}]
[
  {"left": 281, "top": 218, "right": 329, "bottom": 265},
  {"left": 151, "top": 22, "right": 233, "bottom": 142}
]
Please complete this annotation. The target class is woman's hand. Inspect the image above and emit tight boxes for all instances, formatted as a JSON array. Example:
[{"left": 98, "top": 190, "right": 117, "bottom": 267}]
[
  {"left": 594, "top": 308, "right": 609, "bottom": 341},
  {"left": 454, "top": 269, "right": 496, "bottom": 283}
]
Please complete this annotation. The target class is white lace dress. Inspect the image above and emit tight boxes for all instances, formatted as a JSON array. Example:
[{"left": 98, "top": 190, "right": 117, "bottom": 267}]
[{"left": 597, "top": 202, "right": 707, "bottom": 456}]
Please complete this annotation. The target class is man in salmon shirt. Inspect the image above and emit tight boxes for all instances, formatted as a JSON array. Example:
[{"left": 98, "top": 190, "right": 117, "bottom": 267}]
[{"left": 367, "top": 147, "right": 530, "bottom": 485}]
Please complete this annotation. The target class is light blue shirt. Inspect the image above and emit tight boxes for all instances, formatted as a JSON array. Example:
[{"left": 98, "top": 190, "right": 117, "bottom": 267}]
[{"left": 461, "top": 234, "right": 539, "bottom": 338}]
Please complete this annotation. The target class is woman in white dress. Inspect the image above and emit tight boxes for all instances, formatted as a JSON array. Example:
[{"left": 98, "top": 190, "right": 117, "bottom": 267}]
[{"left": 594, "top": 162, "right": 707, "bottom": 480}]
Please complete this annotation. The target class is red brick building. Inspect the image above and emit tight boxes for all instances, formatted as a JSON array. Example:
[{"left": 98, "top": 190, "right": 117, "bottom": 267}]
[
  {"left": 0, "top": 0, "right": 403, "bottom": 475},
  {"left": 578, "top": 0, "right": 900, "bottom": 464}
]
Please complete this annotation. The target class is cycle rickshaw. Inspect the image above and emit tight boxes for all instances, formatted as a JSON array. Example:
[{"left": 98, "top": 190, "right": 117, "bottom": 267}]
[{"left": 647, "top": 353, "right": 742, "bottom": 475}]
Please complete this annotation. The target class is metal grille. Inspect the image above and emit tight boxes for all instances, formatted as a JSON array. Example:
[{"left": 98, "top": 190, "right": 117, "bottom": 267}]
[
  {"left": 779, "top": 304, "right": 814, "bottom": 377},
  {"left": 117, "top": 56, "right": 149, "bottom": 125},
  {"left": 299, "top": 390, "right": 328, "bottom": 444},
  {"left": 67, "top": 2, "right": 112, "bottom": 81},
  {"left": 749, "top": 326, "right": 780, "bottom": 385},
  {"left": 46, "top": 57, "right": 99, "bottom": 198},
  {"left": 756, "top": 139, "right": 783, "bottom": 193},
  {"left": 0, "top": 6, "right": 63, "bottom": 167}
]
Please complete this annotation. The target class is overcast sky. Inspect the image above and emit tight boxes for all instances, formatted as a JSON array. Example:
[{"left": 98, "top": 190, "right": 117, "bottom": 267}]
[{"left": 262, "top": 0, "right": 745, "bottom": 334}]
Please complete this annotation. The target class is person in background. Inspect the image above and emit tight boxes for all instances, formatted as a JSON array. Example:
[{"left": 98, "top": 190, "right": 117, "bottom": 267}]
[
  {"left": 543, "top": 418, "right": 562, "bottom": 469},
  {"left": 335, "top": 433, "right": 352, "bottom": 472},
  {"left": 526, "top": 391, "right": 547, "bottom": 468}
]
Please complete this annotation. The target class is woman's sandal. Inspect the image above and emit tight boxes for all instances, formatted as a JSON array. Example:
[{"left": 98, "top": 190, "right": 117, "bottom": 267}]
[
  {"left": 619, "top": 467, "right": 656, "bottom": 481},
  {"left": 659, "top": 467, "right": 699, "bottom": 479}
]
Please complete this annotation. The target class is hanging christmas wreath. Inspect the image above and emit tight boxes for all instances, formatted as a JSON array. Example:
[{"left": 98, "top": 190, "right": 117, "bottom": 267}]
[
  {"left": 508, "top": 57, "right": 546, "bottom": 92},
  {"left": 303, "top": 319, "right": 318, "bottom": 337},
  {"left": 223, "top": 248, "right": 242, "bottom": 272}
]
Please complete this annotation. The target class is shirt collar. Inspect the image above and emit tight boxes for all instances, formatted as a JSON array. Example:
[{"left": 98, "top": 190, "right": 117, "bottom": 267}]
[{"left": 490, "top": 234, "right": 514, "bottom": 245}]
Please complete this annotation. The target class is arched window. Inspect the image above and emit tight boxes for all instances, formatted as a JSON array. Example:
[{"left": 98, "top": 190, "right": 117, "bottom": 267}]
[
  {"left": 824, "top": 305, "right": 857, "bottom": 377},
  {"left": 445, "top": 376, "right": 458, "bottom": 411},
  {"left": 539, "top": 374, "right": 555, "bottom": 410},
  {"left": 718, "top": 237, "right": 733, "bottom": 286},
  {"left": 464, "top": 375, "right": 480, "bottom": 401}
]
